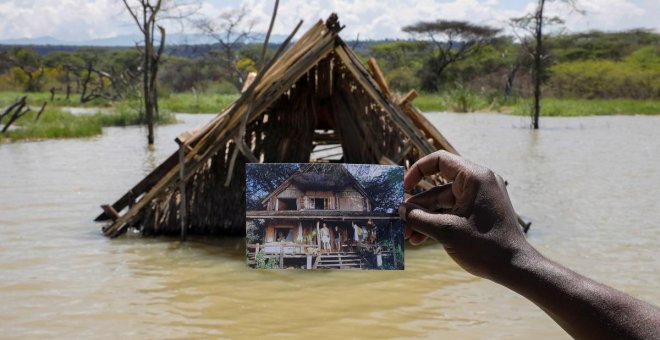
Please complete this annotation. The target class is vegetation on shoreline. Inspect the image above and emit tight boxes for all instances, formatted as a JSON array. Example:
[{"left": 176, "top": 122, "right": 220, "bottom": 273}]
[
  {"left": 0, "top": 103, "right": 174, "bottom": 142},
  {"left": 159, "top": 92, "right": 237, "bottom": 113},
  {"left": 2, "top": 89, "right": 659, "bottom": 143},
  {"left": 1, "top": 27, "right": 658, "bottom": 142},
  {"left": 415, "top": 93, "right": 660, "bottom": 116}
]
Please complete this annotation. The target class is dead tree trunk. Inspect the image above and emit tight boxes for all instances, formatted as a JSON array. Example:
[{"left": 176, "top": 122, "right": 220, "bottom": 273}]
[
  {"left": 1, "top": 96, "right": 28, "bottom": 133},
  {"left": 504, "top": 63, "right": 520, "bottom": 98},
  {"left": 532, "top": 0, "right": 545, "bottom": 129}
]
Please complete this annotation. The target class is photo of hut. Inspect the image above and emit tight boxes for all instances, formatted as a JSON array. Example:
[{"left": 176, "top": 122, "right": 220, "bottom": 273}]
[{"left": 246, "top": 163, "right": 404, "bottom": 270}]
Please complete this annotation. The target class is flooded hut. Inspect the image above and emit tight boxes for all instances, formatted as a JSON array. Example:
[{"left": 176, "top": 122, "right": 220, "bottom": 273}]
[{"left": 96, "top": 14, "right": 457, "bottom": 238}]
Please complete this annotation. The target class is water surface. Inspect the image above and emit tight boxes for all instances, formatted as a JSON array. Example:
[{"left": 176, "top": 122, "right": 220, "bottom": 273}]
[{"left": 0, "top": 113, "right": 658, "bottom": 339}]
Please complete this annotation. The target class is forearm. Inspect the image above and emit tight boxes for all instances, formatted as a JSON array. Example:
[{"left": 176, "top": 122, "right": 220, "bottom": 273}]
[{"left": 500, "top": 247, "right": 660, "bottom": 339}]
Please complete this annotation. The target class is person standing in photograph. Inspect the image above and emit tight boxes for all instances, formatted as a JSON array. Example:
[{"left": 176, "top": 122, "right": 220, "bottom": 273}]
[
  {"left": 334, "top": 226, "right": 342, "bottom": 251},
  {"left": 320, "top": 224, "right": 331, "bottom": 252}
]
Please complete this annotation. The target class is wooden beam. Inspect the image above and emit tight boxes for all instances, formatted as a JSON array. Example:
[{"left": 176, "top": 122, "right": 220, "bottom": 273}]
[
  {"left": 178, "top": 144, "right": 187, "bottom": 241},
  {"left": 392, "top": 143, "right": 412, "bottom": 164},
  {"left": 334, "top": 45, "right": 435, "bottom": 156},
  {"left": 95, "top": 151, "right": 179, "bottom": 221},
  {"left": 367, "top": 58, "right": 391, "bottom": 98},
  {"left": 397, "top": 90, "right": 418, "bottom": 105},
  {"left": 236, "top": 139, "right": 259, "bottom": 163},
  {"left": 400, "top": 102, "right": 458, "bottom": 155},
  {"left": 100, "top": 204, "right": 120, "bottom": 221}
]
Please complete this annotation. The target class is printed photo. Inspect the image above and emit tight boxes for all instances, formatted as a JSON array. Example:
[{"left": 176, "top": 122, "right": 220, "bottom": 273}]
[{"left": 246, "top": 163, "right": 404, "bottom": 270}]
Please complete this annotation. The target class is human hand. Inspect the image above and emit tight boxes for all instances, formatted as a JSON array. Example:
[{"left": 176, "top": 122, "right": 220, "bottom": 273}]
[{"left": 399, "top": 151, "right": 532, "bottom": 282}]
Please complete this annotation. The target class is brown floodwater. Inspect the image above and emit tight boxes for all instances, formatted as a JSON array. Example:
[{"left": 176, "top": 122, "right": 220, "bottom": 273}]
[{"left": 0, "top": 113, "right": 658, "bottom": 339}]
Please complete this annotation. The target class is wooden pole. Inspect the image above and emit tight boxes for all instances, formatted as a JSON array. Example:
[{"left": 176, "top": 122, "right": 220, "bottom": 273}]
[
  {"left": 178, "top": 144, "right": 187, "bottom": 241},
  {"left": 316, "top": 221, "right": 321, "bottom": 251},
  {"left": 390, "top": 221, "right": 397, "bottom": 268},
  {"left": 279, "top": 243, "right": 284, "bottom": 268}
]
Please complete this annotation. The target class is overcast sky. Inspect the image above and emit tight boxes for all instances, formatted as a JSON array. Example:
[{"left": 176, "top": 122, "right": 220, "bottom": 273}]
[{"left": 0, "top": 0, "right": 657, "bottom": 42}]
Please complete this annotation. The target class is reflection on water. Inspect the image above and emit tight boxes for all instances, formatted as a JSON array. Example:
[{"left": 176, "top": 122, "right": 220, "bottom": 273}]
[{"left": 0, "top": 113, "right": 658, "bottom": 339}]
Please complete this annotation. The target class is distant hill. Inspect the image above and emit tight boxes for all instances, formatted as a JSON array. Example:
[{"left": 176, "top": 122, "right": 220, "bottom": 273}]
[
  {"left": 0, "top": 33, "right": 397, "bottom": 59},
  {"left": 0, "top": 32, "right": 289, "bottom": 47}
]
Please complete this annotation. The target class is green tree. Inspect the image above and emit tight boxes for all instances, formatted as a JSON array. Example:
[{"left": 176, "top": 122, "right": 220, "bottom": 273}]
[
  {"left": 402, "top": 20, "right": 500, "bottom": 91},
  {"left": 369, "top": 41, "right": 430, "bottom": 90},
  {"left": 1, "top": 47, "right": 45, "bottom": 92}
]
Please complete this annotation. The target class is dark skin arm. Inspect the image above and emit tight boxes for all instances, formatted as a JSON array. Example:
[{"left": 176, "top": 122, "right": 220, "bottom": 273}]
[{"left": 399, "top": 150, "right": 660, "bottom": 339}]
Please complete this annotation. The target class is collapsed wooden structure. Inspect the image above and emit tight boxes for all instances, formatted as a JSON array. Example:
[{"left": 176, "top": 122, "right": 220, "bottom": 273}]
[{"left": 96, "top": 14, "right": 457, "bottom": 238}]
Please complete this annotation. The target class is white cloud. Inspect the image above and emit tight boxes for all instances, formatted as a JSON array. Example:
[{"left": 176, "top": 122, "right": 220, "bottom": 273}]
[
  {"left": 0, "top": 0, "right": 127, "bottom": 41},
  {"left": 548, "top": 0, "right": 654, "bottom": 33},
  {"left": 0, "top": 0, "right": 656, "bottom": 42}
]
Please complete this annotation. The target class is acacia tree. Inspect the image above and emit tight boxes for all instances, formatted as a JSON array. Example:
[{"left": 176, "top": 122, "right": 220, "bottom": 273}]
[
  {"left": 122, "top": 0, "right": 198, "bottom": 144},
  {"left": 195, "top": 5, "right": 257, "bottom": 91},
  {"left": 402, "top": 20, "right": 500, "bottom": 91},
  {"left": 511, "top": 0, "right": 580, "bottom": 129}
]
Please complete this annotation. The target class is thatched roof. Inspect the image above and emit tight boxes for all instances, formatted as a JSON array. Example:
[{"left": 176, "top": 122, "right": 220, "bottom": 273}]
[
  {"left": 261, "top": 163, "right": 373, "bottom": 206},
  {"left": 96, "top": 14, "right": 457, "bottom": 238}
]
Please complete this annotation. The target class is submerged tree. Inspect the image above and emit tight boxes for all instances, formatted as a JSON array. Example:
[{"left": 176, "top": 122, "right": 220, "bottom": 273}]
[
  {"left": 511, "top": 0, "right": 581, "bottom": 129},
  {"left": 121, "top": 0, "right": 198, "bottom": 144},
  {"left": 402, "top": 20, "right": 500, "bottom": 91}
]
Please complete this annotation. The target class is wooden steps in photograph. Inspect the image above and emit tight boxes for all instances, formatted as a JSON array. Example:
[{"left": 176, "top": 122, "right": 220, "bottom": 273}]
[{"left": 315, "top": 252, "right": 364, "bottom": 269}]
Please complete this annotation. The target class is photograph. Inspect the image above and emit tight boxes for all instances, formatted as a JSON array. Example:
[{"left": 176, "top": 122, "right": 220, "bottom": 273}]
[{"left": 245, "top": 163, "right": 404, "bottom": 269}]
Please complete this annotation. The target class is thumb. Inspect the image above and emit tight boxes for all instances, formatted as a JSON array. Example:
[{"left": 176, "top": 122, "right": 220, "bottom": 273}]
[{"left": 400, "top": 202, "right": 463, "bottom": 243}]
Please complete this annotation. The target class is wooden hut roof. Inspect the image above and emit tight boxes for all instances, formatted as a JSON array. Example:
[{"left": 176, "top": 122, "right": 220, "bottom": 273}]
[
  {"left": 260, "top": 163, "right": 374, "bottom": 207},
  {"left": 96, "top": 14, "right": 458, "bottom": 238}
]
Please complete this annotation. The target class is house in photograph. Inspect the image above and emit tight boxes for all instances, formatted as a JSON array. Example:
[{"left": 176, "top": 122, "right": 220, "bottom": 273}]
[{"left": 246, "top": 163, "right": 404, "bottom": 270}]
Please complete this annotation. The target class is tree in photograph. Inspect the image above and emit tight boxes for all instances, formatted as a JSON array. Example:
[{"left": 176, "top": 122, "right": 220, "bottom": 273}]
[
  {"left": 402, "top": 20, "right": 500, "bottom": 91},
  {"left": 121, "top": 0, "right": 198, "bottom": 144},
  {"left": 511, "top": 0, "right": 581, "bottom": 129},
  {"left": 245, "top": 164, "right": 300, "bottom": 210},
  {"left": 195, "top": 5, "right": 257, "bottom": 91}
]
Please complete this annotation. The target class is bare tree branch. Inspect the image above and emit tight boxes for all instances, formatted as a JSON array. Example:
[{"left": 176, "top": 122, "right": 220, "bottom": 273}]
[{"left": 259, "top": 0, "right": 279, "bottom": 69}]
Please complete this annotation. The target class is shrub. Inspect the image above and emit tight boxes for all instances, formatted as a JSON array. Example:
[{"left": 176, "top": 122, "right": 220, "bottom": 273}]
[{"left": 548, "top": 48, "right": 660, "bottom": 99}]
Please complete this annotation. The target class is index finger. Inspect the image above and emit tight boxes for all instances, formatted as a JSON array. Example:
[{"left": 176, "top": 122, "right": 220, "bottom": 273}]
[{"left": 404, "top": 150, "right": 466, "bottom": 191}]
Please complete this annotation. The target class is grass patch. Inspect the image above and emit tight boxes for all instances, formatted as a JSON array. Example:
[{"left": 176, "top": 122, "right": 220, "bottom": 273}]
[
  {"left": 416, "top": 91, "right": 518, "bottom": 113},
  {"left": 0, "top": 90, "right": 114, "bottom": 108},
  {"left": 1, "top": 109, "right": 102, "bottom": 141},
  {"left": 415, "top": 92, "right": 660, "bottom": 116},
  {"left": 1, "top": 106, "right": 175, "bottom": 143},
  {"left": 511, "top": 98, "right": 660, "bottom": 116},
  {"left": 106, "top": 101, "right": 176, "bottom": 126},
  {"left": 159, "top": 92, "right": 238, "bottom": 113},
  {"left": 414, "top": 94, "right": 449, "bottom": 112}
]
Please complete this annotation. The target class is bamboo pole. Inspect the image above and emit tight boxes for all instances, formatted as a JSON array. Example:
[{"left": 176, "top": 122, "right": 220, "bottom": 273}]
[{"left": 178, "top": 144, "right": 187, "bottom": 241}]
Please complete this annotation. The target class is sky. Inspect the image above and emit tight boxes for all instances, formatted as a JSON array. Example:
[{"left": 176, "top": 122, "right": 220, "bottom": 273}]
[{"left": 0, "top": 0, "right": 657, "bottom": 43}]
